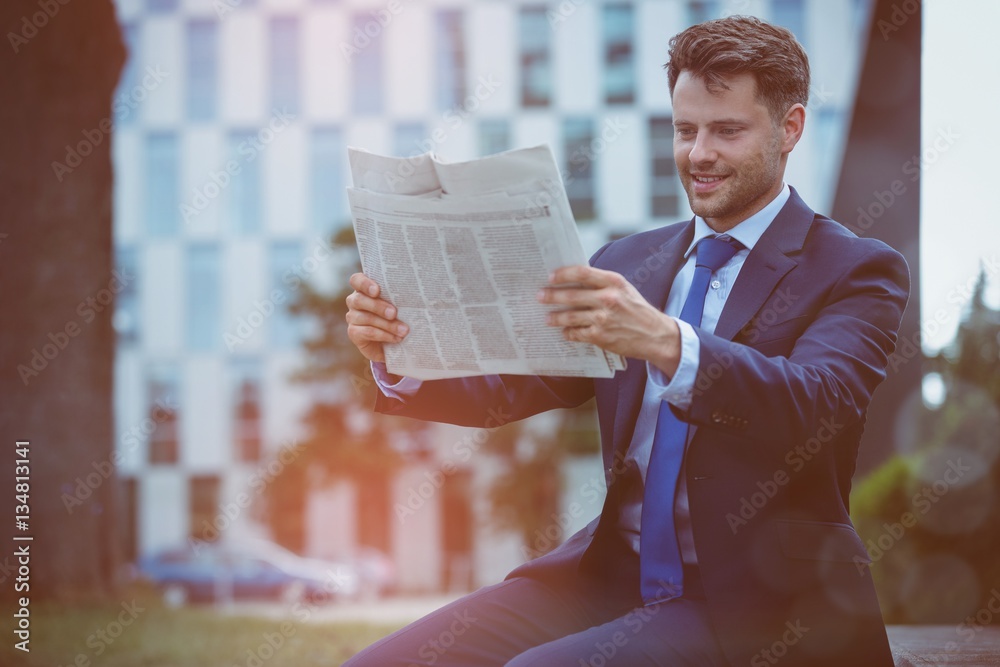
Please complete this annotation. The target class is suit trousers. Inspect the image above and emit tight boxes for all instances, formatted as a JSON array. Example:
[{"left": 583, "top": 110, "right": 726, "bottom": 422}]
[{"left": 342, "top": 535, "right": 729, "bottom": 667}]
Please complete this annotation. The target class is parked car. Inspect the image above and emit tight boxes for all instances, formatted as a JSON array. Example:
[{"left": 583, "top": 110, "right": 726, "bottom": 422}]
[{"left": 138, "top": 539, "right": 361, "bottom": 607}]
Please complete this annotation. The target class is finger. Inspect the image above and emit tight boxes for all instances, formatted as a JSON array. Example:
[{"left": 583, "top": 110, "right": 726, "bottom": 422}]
[
  {"left": 547, "top": 308, "right": 608, "bottom": 329},
  {"left": 348, "top": 324, "right": 404, "bottom": 345},
  {"left": 538, "top": 286, "right": 605, "bottom": 309},
  {"left": 346, "top": 290, "right": 397, "bottom": 320},
  {"left": 349, "top": 272, "right": 382, "bottom": 298},
  {"left": 346, "top": 310, "right": 409, "bottom": 337},
  {"left": 549, "top": 265, "right": 625, "bottom": 289}
]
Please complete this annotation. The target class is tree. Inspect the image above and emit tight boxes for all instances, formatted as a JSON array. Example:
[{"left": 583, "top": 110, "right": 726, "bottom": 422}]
[
  {"left": 264, "top": 228, "right": 425, "bottom": 555},
  {"left": 852, "top": 269, "right": 1000, "bottom": 624},
  {"left": 270, "top": 227, "right": 603, "bottom": 567},
  {"left": 0, "top": 0, "right": 126, "bottom": 600}
]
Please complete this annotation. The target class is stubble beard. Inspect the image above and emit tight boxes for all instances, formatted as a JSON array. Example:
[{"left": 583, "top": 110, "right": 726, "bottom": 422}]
[{"left": 682, "top": 136, "right": 784, "bottom": 225}]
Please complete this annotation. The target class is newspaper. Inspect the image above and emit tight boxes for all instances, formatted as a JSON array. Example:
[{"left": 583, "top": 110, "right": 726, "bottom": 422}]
[{"left": 346, "top": 144, "right": 626, "bottom": 380}]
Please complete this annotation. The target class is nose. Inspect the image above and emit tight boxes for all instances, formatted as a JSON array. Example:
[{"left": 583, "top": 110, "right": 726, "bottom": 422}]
[{"left": 688, "top": 132, "right": 717, "bottom": 166}]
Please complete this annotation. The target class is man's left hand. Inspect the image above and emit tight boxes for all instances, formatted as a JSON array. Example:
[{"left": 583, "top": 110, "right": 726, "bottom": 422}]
[{"left": 539, "top": 265, "right": 682, "bottom": 377}]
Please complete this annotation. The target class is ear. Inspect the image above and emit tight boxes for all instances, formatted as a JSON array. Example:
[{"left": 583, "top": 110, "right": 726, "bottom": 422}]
[{"left": 780, "top": 103, "right": 806, "bottom": 154}]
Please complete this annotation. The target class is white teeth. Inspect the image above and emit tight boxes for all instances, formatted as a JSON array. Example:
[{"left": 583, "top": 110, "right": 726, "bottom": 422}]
[{"left": 694, "top": 175, "right": 724, "bottom": 183}]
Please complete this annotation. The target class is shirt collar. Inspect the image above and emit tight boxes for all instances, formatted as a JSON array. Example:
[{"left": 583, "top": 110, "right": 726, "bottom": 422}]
[{"left": 683, "top": 182, "right": 791, "bottom": 258}]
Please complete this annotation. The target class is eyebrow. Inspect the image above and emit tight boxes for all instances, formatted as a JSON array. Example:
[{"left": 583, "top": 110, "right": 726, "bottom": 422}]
[{"left": 673, "top": 118, "right": 749, "bottom": 126}]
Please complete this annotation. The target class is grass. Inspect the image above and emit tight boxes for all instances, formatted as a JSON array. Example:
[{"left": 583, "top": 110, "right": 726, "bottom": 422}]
[{"left": 0, "top": 592, "right": 403, "bottom": 667}]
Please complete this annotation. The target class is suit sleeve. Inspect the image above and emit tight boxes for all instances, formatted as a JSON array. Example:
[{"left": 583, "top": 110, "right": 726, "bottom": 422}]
[
  {"left": 684, "top": 243, "right": 909, "bottom": 449},
  {"left": 374, "top": 374, "right": 595, "bottom": 428}
]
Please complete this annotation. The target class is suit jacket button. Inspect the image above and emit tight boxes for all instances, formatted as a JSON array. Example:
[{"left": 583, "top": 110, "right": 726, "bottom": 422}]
[{"left": 711, "top": 410, "right": 724, "bottom": 424}]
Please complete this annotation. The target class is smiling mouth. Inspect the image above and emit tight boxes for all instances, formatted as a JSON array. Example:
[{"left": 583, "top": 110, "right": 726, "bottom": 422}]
[{"left": 691, "top": 174, "right": 728, "bottom": 193}]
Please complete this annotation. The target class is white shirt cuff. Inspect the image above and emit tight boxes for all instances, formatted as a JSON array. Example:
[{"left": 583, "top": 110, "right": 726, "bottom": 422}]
[
  {"left": 646, "top": 318, "right": 700, "bottom": 412},
  {"left": 371, "top": 361, "right": 423, "bottom": 399}
]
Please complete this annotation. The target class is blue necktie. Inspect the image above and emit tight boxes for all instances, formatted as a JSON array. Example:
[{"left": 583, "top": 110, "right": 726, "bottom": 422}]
[{"left": 639, "top": 234, "right": 742, "bottom": 604}]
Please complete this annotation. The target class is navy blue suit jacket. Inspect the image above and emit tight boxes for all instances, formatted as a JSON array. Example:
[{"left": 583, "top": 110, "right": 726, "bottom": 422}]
[{"left": 375, "top": 187, "right": 909, "bottom": 666}]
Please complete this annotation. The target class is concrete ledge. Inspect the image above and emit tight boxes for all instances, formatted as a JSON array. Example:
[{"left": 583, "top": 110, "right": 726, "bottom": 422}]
[{"left": 888, "top": 625, "right": 1000, "bottom": 666}]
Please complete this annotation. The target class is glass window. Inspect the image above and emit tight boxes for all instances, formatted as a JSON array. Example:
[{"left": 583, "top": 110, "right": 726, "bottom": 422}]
[
  {"left": 145, "top": 132, "right": 179, "bottom": 237},
  {"left": 814, "top": 107, "right": 843, "bottom": 200},
  {"left": 227, "top": 131, "right": 261, "bottom": 235},
  {"left": 478, "top": 119, "right": 510, "bottom": 157},
  {"left": 189, "top": 475, "right": 221, "bottom": 541},
  {"left": 231, "top": 360, "right": 263, "bottom": 463},
  {"left": 114, "top": 247, "right": 140, "bottom": 344},
  {"left": 603, "top": 4, "right": 635, "bottom": 105},
  {"left": 687, "top": 0, "right": 720, "bottom": 25},
  {"left": 394, "top": 122, "right": 428, "bottom": 158},
  {"left": 269, "top": 242, "right": 303, "bottom": 348},
  {"left": 519, "top": 6, "right": 552, "bottom": 107},
  {"left": 435, "top": 10, "right": 467, "bottom": 110},
  {"left": 351, "top": 13, "right": 383, "bottom": 115},
  {"left": 772, "top": 0, "right": 807, "bottom": 49},
  {"left": 563, "top": 118, "right": 596, "bottom": 222},
  {"left": 146, "top": 0, "right": 178, "bottom": 12},
  {"left": 148, "top": 367, "right": 180, "bottom": 465},
  {"left": 186, "top": 20, "right": 217, "bottom": 121},
  {"left": 650, "top": 116, "right": 681, "bottom": 218},
  {"left": 116, "top": 23, "right": 140, "bottom": 125},
  {"left": 270, "top": 17, "right": 300, "bottom": 114},
  {"left": 185, "top": 245, "right": 221, "bottom": 351},
  {"left": 310, "top": 127, "right": 344, "bottom": 234}
]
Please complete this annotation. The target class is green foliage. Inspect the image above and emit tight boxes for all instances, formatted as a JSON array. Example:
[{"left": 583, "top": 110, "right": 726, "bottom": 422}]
[
  {"left": 851, "top": 269, "right": 1000, "bottom": 624},
  {"left": 484, "top": 404, "right": 599, "bottom": 554},
  {"left": 263, "top": 230, "right": 419, "bottom": 553}
]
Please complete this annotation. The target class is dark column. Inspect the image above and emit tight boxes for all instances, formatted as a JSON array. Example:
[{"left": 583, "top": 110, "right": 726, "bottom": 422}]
[
  {"left": 0, "top": 0, "right": 125, "bottom": 599},
  {"left": 831, "top": 0, "right": 922, "bottom": 475}
]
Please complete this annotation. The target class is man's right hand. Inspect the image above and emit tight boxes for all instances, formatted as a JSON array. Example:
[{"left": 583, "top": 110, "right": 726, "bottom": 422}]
[{"left": 345, "top": 273, "right": 409, "bottom": 363}]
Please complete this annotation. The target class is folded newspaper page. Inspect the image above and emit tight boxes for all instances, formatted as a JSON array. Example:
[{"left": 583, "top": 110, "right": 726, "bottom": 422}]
[{"left": 347, "top": 144, "right": 626, "bottom": 380}]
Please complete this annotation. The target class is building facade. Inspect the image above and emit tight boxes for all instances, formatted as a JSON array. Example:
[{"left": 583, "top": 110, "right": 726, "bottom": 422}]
[{"left": 111, "top": 0, "right": 871, "bottom": 592}]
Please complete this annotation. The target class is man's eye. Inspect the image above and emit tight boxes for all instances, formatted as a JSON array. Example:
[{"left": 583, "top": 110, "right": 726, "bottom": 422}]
[
  {"left": 676, "top": 128, "right": 695, "bottom": 138},
  {"left": 721, "top": 128, "right": 741, "bottom": 136}
]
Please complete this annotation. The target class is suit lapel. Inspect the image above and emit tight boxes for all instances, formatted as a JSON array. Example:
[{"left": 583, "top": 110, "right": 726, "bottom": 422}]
[
  {"left": 714, "top": 188, "right": 814, "bottom": 341},
  {"left": 611, "top": 222, "right": 694, "bottom": 456}
]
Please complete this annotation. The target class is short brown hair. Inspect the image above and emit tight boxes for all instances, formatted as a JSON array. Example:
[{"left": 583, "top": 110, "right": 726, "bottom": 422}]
[{"left": 665, "top": 15, "right": 810, "bottom": 123}]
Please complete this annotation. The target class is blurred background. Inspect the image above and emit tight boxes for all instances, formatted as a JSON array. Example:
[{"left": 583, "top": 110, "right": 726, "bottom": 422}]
[{"left": 1, "top": 0, "right": 998, "bottom": 664}]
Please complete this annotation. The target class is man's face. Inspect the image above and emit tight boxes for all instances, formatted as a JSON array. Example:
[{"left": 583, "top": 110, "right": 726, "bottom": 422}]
[{"left": 672, "top": 71, "right": 792, "bottom": 231}]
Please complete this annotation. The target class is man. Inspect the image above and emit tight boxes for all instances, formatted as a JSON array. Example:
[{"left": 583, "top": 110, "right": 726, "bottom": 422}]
[{"left": 343, "top": 15, "right": 908, "bottom": 667}]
